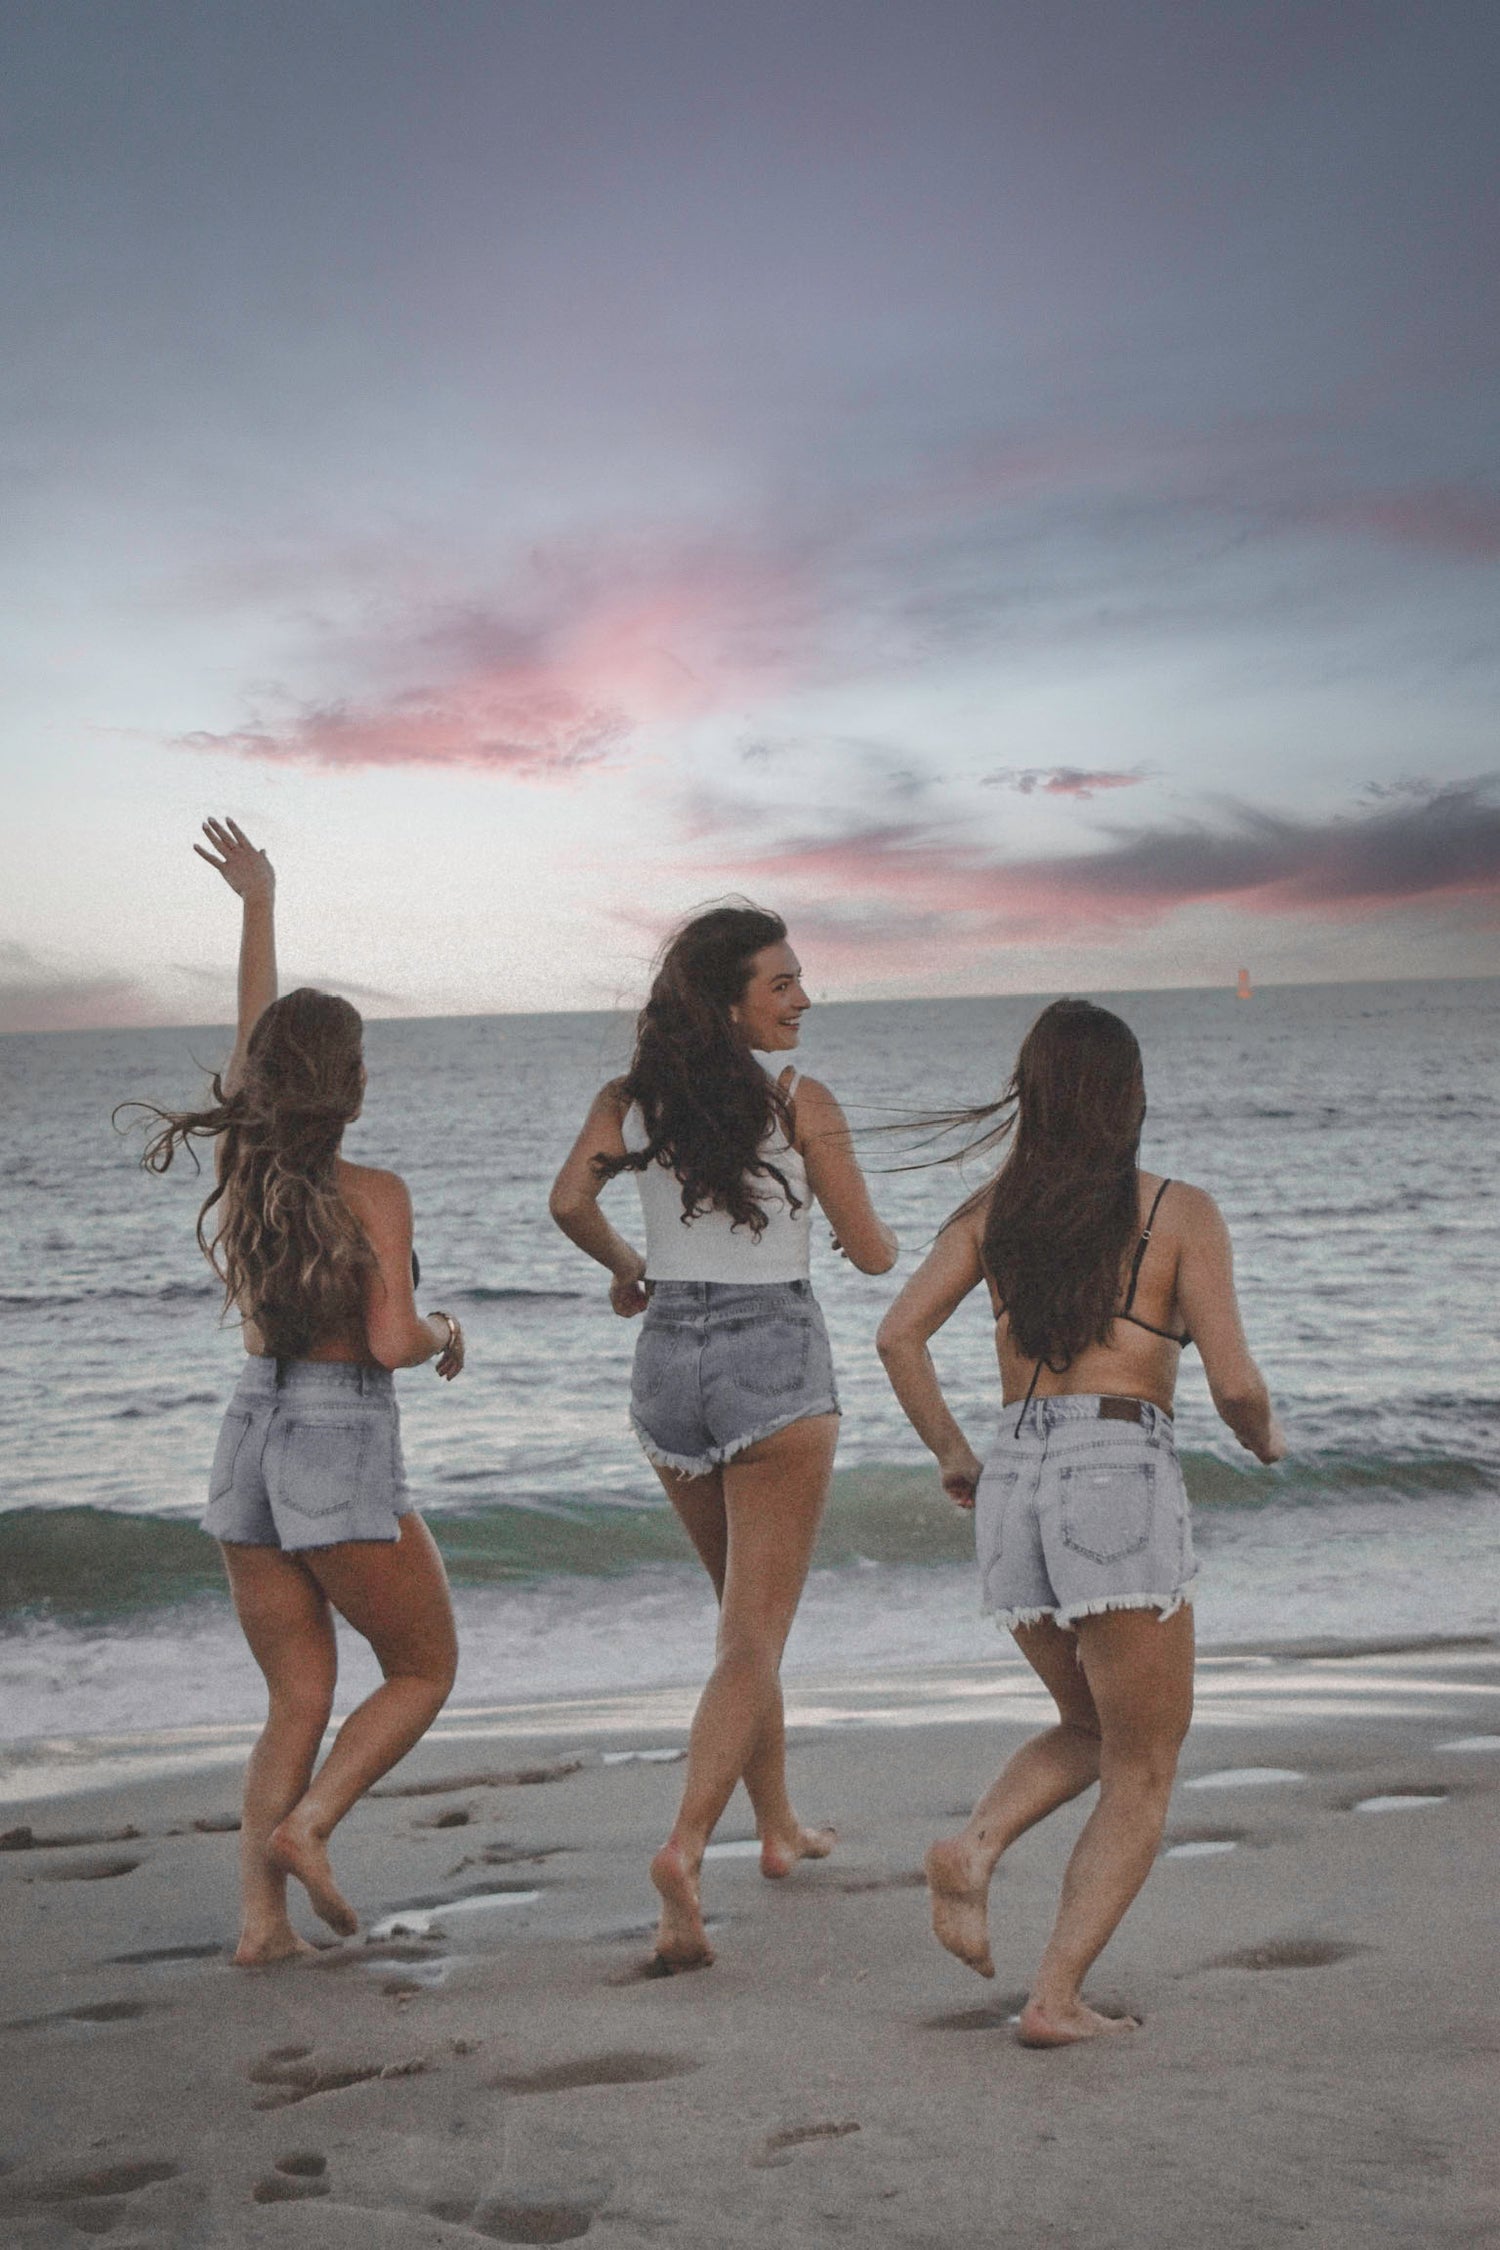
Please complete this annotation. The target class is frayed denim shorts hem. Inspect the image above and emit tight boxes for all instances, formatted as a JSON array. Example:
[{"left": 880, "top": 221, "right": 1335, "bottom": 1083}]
[
  {"left": 976, "top": 1394, "right": 1196, "bottom": 1635},
  {"left": 203, "top": 1357, "right": 415, "bottom": 1553},
  {"left": 629, "top": 1279, "right": 840, "bottom": 1480}
]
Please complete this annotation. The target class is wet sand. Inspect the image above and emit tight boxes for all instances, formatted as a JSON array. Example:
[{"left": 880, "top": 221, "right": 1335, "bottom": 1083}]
[{"left": 2, "top": 1643, "right": 1498, "bottom": 2247}]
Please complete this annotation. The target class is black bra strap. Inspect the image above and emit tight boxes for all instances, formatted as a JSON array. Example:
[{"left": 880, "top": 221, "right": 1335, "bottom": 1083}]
[{"left": 1122, "top": 1177, "right": 1172, "bottom": 1314}]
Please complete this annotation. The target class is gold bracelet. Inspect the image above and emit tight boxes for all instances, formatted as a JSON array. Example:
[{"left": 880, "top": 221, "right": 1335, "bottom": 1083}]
[{"left": 430, "top": 1310, "right": 458, "bottom": 1353}]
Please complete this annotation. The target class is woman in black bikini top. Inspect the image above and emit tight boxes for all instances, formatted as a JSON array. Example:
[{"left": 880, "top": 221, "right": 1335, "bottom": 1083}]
[{"left": 877, "top": 997, "right": 1284, "bottom": 2049}]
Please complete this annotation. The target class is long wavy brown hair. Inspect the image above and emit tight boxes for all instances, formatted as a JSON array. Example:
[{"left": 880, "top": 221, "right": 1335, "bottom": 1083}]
[
  {"left": 596, "top": 903, "right": 803, "bottom": 1234},
  {"left": 932, "top": 999, "right": 1147, "bottom": 1367},
  {"left": 122, "top": 988, "right": 374, "bottom": 1357}
]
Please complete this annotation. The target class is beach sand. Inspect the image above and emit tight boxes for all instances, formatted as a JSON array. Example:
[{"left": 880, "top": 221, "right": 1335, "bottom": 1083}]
[{"left": 2, "top": 1642, "right": 1498, "bottom": 2248}]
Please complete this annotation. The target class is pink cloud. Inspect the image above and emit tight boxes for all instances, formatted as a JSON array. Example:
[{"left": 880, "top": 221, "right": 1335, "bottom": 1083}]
[
  {"left": 1307, "top": 484, "right": 1500, "bottom": 562},
  {"left": 180, "top": 549, "right": 809, "bottom": 777},
  {"left": 692, "top": 781, "right": 1500, "bottom": 945},
  {"left": 981, "top": 766, "right": 1148, "bottom": 799}
]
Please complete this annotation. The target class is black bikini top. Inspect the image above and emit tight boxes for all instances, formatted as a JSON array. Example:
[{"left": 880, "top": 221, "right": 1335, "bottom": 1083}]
[
  {"left": 1004, "top": 1176, "right": 1191, "bottom": 1436},
  {"left": 1115, "top": 1178, "right": 1191, "bottom": 1348}
]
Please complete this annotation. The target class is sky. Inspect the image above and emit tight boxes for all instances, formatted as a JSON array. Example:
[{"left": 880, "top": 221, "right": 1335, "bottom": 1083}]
[{"left": 2, "top": 0, "right": 1498, "bottom": 1032}]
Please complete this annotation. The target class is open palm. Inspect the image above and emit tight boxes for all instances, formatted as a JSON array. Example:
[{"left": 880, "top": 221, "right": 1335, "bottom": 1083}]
[{"left": 195, "top": 816, "right": 274, "bottom": 901}]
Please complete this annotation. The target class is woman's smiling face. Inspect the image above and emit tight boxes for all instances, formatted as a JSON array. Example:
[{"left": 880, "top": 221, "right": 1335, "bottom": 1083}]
[{"left": 732, "top": 940, "right": 810, "bottom": 1052}]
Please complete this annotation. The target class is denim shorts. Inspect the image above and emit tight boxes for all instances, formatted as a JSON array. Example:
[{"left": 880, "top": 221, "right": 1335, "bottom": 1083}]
[
  {"left": 974, "top": 1395, "right": 1196, "bottom": 1632},
  {"left": 630, "top": 1279, "right": 840, "bottom": 1477},
  {"left": 203, "top": 1358, "right": 414, "bottom": 1551}
]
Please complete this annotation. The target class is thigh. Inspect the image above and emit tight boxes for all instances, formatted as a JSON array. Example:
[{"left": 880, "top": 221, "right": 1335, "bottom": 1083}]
[
  {"left": 221, "top": 1542, "right": 336, "bottom": 1700},
  {"left": 1072, "top": 1604, "right": 1195, "bottom": 1760},
  {"left": 719, "top": 1413, "right": 839, "bottom": 1642},
  {"left": 1011, "top": 1616, "right": 1101, "bottom": 1734},
  {"left": 301, "top": 1513, "right": 457, "bottom": 1681},
  {"left": 650, "top": 1461, "right": 729, "bottom": 1595}
]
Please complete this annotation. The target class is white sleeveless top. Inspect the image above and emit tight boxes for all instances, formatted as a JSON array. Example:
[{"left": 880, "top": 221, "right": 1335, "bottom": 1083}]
[{"left": 622, "top": 1068, "right": 813, "bottom": 1283}]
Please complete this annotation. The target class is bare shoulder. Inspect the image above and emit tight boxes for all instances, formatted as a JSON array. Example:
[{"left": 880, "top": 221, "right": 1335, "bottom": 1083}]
[
  {"left": 596, "top": 1077, "right": 631, "bottom": 1117},
  {"left": 788, "top": 1073, "right": 845, "bottom": 1126},
  {"left": 337, "top": 1161, "right": 411, "bottom": 1226},
  {"left": 1160, "top": 1179, "right": 1226, "bottom": 1239}
]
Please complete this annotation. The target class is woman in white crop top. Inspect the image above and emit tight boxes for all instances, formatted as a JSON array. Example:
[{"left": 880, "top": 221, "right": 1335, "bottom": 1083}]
[{"left": 551, "top": 903, "right": 897, "bottom": 1971}]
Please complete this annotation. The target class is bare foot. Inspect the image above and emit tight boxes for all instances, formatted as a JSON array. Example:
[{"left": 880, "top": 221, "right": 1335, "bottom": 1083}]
[
  {"left": 268, "top": 1814, "right": 358, "bottom": 1938},
  {"left": 233, "top": 1924, "right": 319, "bottom": 1968},
  {"left": 760, "top": 1823, "right": 837, "bottom": 1880},
  {"left": 649, "top": 1840, "right": 714, "bottom": 1971},
  {"left": 1016, "top": 1998, "right": 1140, "bottom": 2048},
  {"left": 925, "top": 1837, "right": 995, "bottom": 1979}
]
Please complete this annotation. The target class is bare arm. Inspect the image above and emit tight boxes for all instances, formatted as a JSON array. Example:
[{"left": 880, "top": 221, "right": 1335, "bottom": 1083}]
[
  {"left": 794, "top": 1077, "right": 899, "bottom": 1275},
  {"left": 194, "top": 816, "right": 276, "bottom": 1098},
  {"left": 1174, "top": 1185, "right": 1285, "bottom": 1464},
  {"left": 347, "top": 1169, "right": 462, "bottom": 1374},
  {"left": 548, "top": 1084, "right": 649, "bottom": 1316},
  {"left": 875, "top": 1202, "right": 987, "bottom": 1506}
]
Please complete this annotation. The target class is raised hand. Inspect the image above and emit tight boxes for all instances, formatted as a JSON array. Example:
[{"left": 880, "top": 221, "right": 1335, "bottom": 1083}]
[{"left": 195, "top": 817, "right": 274, "bottom": 904}]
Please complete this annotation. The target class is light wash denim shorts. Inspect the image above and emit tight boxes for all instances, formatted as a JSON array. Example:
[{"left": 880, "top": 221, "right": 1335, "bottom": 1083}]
[
  {"left": 630, "top": 1279, "right": 840, "bottom": 1477},
  {"left": 203, "top": 1358, "right": 414, "bottom": 1551},
  {"left": 975, "top": 1395, "right": 1196, "bottom": 1632}
]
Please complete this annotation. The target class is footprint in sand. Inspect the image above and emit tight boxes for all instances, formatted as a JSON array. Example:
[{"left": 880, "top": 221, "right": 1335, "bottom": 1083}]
[
  {"left": 827, "top": 1868, "right": 926, "bottom": 1894},
  {"left": 921, "top": 1998, "right": 1031, "bottom": 2032},
  {"left": 489, "top": 2051, "right": 700, "bottom": 2094},
  {"left": 751, "top": 2121, "right": 861, "bottom": 2169},
  {"left": 36, "top": 1854, "right": 143, "bottom": 1883},
  {"left": 107, "top": 1941, "right": 224, "bottom": 1966},
  {"left": 247, "top": 2042, "right": 429, "bottom": 2109},
  {"left": 0, "top": 2157, "right": 182, "bottom": 2219},
  {"left": 1, "top": 1823, "right": 141, "bottom": 1853},
  {"left": 464, "top": 2196, "right": 596, "bottom": 2243},
  {"left": 1202, "top": 1938, "right": 1366, "bottom": 1972},
  {"left": 252, "top": 2151, "right": 330, "bottom": 2203},
  {"left": 6, "top": 1998, "right": 152, "bottom": 2030},
  {"left": 370, "top": 1759, "right": 584, "bottom": 1801}
]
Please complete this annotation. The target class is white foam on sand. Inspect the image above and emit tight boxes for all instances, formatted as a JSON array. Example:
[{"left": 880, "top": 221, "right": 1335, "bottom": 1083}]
[
  {"left": 703, "top": 1839, "right": 761, "bottom": 1860},
  {"left": 1354, "top": 1794, "right": 1445, "bottom": 1813},
  {"left": 1183, "top": 1767, "right": 1306, "bottom": 1790},
  {"left": 1165, "top": 1840, "right": 1239, "bottom": 1859},
  {"left": 1436, "top": 1734, "right": 1500, "bottom": 1752}
]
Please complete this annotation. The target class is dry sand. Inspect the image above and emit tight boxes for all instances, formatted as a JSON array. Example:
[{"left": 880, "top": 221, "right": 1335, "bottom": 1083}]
[{"left": 2, "top": 1643, "right": 1498, "bottom": 2248}]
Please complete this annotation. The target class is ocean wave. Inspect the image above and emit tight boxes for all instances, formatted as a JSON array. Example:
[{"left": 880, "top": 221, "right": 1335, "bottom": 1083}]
[
  {"left": 0, "top": 1281, "right": 218, "bottom": 1309},
  {"left": 2, "top": 1450, "right": 1494, "bottom": 1628}
]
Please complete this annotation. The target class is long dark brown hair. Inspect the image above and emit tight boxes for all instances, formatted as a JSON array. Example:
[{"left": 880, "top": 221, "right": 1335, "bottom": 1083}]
[
  {"left": 932, "top": 999, "right": 1146, "bottom": 1367},
  {"left": 596, "top": 902, "right": 802, "bottom": 1234},
  {"left": 120, "top": 988, "right": 374, "bottom": 1357}
]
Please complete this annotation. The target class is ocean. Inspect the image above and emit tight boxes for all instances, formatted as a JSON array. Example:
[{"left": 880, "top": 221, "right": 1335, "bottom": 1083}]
[{"left": 1, "top": 980, "right": 1496, "bottom": 1763}]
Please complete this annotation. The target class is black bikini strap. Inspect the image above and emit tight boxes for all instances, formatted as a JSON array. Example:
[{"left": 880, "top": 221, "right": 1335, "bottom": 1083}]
[
  {"left": 1013, "top": 1355, "right": 1044, "bottom": 1439},
  {"left": 1122, "top": 1177, "right": 1173, "bottom": 1314}
]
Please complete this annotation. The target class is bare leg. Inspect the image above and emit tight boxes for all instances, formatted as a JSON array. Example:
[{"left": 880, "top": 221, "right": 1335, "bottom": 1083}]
[
  {"left": 266, "top": 1513, "right": 458, "bottom": 1936},
  {"left": 650, "top": 1414, "right": 838, "bottom": 1968},
  {"left": 926, "top": 1616, "right": 1103, "bottom": 1979},
  {"left": 652, "top": 1457, "right": 835, "bottom": 1879},
  {"left": 1018, "top": 1603, "right": 1195, "bottom": 2047},
  {"left": 220, "top": 1543, "right": 337, "bottom": 1965}
]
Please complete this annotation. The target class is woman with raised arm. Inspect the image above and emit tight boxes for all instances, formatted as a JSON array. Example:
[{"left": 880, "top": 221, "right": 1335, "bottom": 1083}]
[
  {"left": 876, "top": 998, "right": 1284, "bottom": 2046},
  {"left": 126, "top": 818, "right": 465, "bottom": 1963},
  {"left": 550, "top": 904, "right": 897, "bottom": 1970}
]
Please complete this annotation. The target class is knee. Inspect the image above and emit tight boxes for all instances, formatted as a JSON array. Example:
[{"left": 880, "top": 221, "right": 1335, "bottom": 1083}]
[
  {"left": 266, "top": 1682, "right": 335, "bottom": 1734},
  {"left": 1101, "top": 1740, "right": 1182, "bottom": 1802},
  {"left": 714, "top": 1628, "right": 782, "bottom": 1686}
]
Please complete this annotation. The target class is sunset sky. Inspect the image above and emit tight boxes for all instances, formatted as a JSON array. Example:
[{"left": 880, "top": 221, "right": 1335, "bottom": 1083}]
[{"left": 3, "top": 0, "right": 1497, "bottom": 1031}]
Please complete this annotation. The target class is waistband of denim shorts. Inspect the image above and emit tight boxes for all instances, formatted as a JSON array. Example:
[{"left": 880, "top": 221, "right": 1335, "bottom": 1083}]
[
  {"left": 1012, "top": 1393, "right": 1174, "bottom": 1441},
  {"left": 233, "top": 1356, "right": 395, "bottom": 1399},
  {"left": 646, "top": 1279, "right": 816, "bottom": 1310}
]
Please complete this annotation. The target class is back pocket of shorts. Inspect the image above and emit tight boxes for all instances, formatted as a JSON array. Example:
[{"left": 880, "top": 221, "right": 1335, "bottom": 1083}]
[
  {"left": 1059, "top": 1460, "right": 1155, "bottom": 1564},
  {"left": 208, "top": 1410, "right": 253, "bottom": 1503},
  {"left": 734, "top": 1316, "right": 813, "bottom": 1398},
  {"left": 632, "top": 1323, "right": 681, "bottom": 1403},
  {"left": 268, "top": 1419, "right": 371, "bottom": 1520}
]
